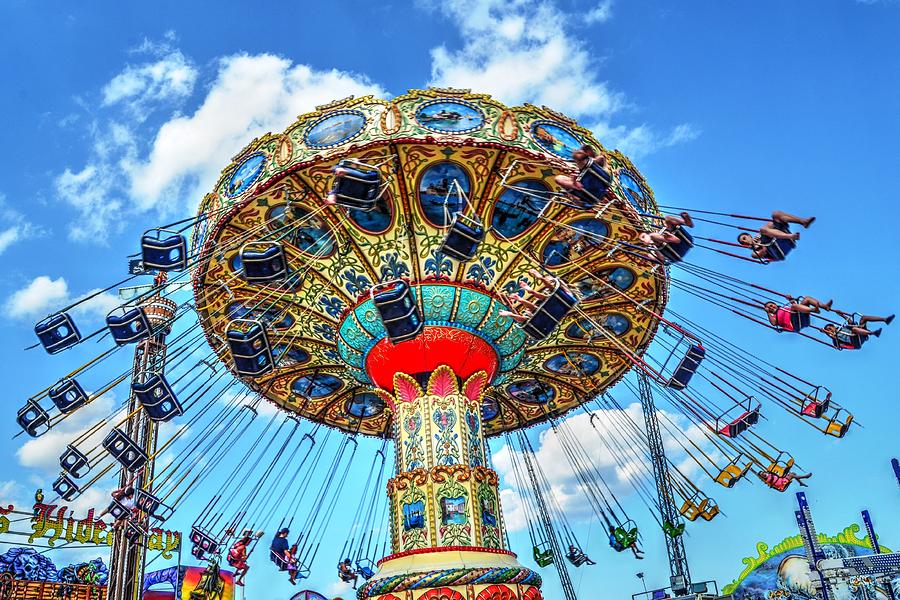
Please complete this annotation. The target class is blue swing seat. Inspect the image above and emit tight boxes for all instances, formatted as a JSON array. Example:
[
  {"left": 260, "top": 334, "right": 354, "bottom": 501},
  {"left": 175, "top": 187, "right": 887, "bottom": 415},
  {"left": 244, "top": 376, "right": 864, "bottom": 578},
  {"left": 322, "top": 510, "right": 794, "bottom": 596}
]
[
  {"left": 570, "top": 158, "right": 613, "bottom": 207},
  {"left": 52, "top": 474, "right": 81, "bottom": 501},
  {"left": 330, "top": 160, "right": 381, "bottom": 211},
  {"left": 59, "top": 444, "right": 90, "bottom": 478},
  {"left": 658, "top": 227, "right": 694, "bottom": 264},
  {"left": 105, "top": 497, "right": 133, "bottom": 522},
  {"left": 519, "top": 280, "right": 580, "bottom": 341},
  {"left": 372, "top": 280, "right": 424, "bottom": 344},
  {"left": 356, "top": 559, "right": 377, "bottom": 580},
  {"left": 439, "top": 213, "right": 485, "bottom": 261},
  {"left": 102, "top": 428, "right": 148, "bottom": 472},
  {"left": 760, "top": 221, "right": 796, "bottom": 262},
  {"left": 106, "top": 307, "right": 152, "bottom": 345},
  {"left": 240, "top": 242, "right": 288, "bottom": 284},
  {"left": 667, "top": 344, "right": 706, "bottom": 390},
  {"left": 49, "top": 378, "right": 89, "bottom": 414},
  {"left": 141, "top": 229, "right": 187, "bottom": 271},
  {"left": 123, "top": 520, "right": 146, "bottom": 544},
  {"left": 17, "top": 400, "right": 50, "bottom": 437},
  {"left": 227, "top": 319, "right": 275, "bottom": 377},
  {"left": 132, "top": 373, "right": 184, "bottom": 422},
  {"left": 34, "top": 313, "right": 81, "bottom": 354}
]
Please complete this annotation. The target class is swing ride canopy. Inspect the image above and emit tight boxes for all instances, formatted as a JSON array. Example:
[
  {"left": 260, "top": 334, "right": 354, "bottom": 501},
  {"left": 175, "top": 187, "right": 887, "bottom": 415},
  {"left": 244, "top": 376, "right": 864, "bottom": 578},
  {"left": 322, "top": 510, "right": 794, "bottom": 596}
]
[{"left": 192, "top": 88, "right": 667, "bottom": 436}]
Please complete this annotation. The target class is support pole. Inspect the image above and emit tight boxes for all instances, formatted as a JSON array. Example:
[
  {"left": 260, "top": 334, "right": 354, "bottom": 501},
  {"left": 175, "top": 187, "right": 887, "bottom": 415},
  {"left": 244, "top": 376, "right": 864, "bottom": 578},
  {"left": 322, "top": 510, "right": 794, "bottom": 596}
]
[{"left": 637, "top": 372, "right": 691, "bottom": 594}]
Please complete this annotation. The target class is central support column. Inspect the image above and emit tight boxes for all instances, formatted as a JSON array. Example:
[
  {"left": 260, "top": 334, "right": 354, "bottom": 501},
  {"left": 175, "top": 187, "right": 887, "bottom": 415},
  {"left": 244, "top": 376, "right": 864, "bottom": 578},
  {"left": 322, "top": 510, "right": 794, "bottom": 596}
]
[{"left": 358, "top": 365, "right": 543, "bottom": 600}]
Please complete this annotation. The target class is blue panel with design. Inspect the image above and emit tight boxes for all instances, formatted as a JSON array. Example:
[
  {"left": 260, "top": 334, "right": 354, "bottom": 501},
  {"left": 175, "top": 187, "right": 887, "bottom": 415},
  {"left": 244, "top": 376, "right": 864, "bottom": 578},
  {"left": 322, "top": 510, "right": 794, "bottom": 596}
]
[
  {"left": 531, "top": 121, "right": 582, "bottom": 159},
  {"left": 421, "top": 285, "right": 455, "bottom": 322},
  {"left": 508, "top": 379, "right": 556, "bottom": 405},
  {"left": 355, "top": 301, "right": 388, "bottom": 339},
  {"left": 226, "top": 152, "right": 266, "bottom": 198},
  {"left": 545, "top": 352, "right": 601, "bottom": 376},
  {"left": 346, "top": 393, "right": 386, "bottom": 418},
  {"left": 416, "top": 100, "right": 484, "bottom": 134},
  {"left": 418, "top": 162, "right": 470, "bottom": 227},
  {"left": 291, "top": 373, "right": 344, "bottom": 399},
  {"left": 619, "top": 170, "right": 647, "bottom": 211},
  {"left": 455, "top": 288, "right": 492, "bottom": 328},
  {"left": 339, "top": 311, "right": 373, "bottom": 353},
  {"left": 304, "top": 110, "right": 366, "bottom": 148},
  {"left": 500, "top": 344, "right": 526, "bottom": 372},
  {"left": 479, "top": 299, "right": 514, "bottom": 340},
  {"left": 491, "top": 179, "right": 551, "bottom": 239}
]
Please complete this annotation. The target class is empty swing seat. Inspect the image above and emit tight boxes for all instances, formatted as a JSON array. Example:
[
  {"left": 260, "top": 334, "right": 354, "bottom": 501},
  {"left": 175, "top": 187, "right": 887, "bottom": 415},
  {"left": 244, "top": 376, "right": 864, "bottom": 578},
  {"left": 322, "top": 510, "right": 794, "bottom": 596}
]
[
  {"left": 330, "top": 160, "right": 381, "bottom": 211},
  {"left": 34, "top": 313, "right": 82, "bottom": 354},
  {"left": 59, "top": 444, "right": 91, "bottom": 478},
  {"left": 667, "top": 344, "right": 706, "bottom": 390},
  {"left": 699, "top": 499, "right": 720, "bottom": 521},
  {"left": 52, "top": 474, "right": 81, "bottom": 501},
  {"left": 106, "top": 498, "right": 133, "bottom": 521},
  {"left": 533, "top": 543, "right": 554, "bottom": 567},
  {"left": 17, "top": 400, "right": 51, "bottom": 437},
  {"left": 663, "top": 521, "right": 685, "bottom": 538},
  {"left": 106, "top": 307, "right": 152, "bottom": 345},
  {"left": 102, "top": 428, "right": 148, "bottom": 472},
  {"left": 135, "top": 489, "right": 174, "bottom": 521},
  {"left": 519, "top": 280, "right": 579, "bottom": 341},
  {"left": 356, "top": 559, "right": 376, "bottom": 580},
  {"left": 824, "top": 407, "right": 853, "bottom": 438},
  {"left": 190, "top": 526, "right": 221, "bottom": 556},
  {"left": 658, "top": 227, "right": 694, "bottom": 264},
  {"left": 141, "top": 229, "right": 187, "bottom": 271},
  {"left": 717, "top": 403, "right": 761, "bottom": 438},
  {"left": 226, "top": 319, "right": 275, "bottom": 377},
  {"left": 49, "top": 378, "right": 89, "bottom": 414},
  {"left": 571, "top": 158, "right": 613, "bottom": 207},
  {"left": 132, "top": 373, "right": 183, "bottom": 422},
  {"left": 439, "top": 213, "right": 485, "bottom": 261},
  {"left": 240, "top": 242, "right": 288, "bottom": 284},
  {"left": 372, "top": 280, "right": 424, "bottom": 344},
  {"left": 123, "top": 521, "right": 146, "bottom": 544}
]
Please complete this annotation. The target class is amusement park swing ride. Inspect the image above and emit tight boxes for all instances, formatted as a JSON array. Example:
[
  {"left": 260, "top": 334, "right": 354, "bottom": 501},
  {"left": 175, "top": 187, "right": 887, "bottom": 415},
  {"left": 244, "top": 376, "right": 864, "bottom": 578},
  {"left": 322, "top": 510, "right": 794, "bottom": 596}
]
[{"left": 16, "top": 88, "right": 895, "bottom": 600}]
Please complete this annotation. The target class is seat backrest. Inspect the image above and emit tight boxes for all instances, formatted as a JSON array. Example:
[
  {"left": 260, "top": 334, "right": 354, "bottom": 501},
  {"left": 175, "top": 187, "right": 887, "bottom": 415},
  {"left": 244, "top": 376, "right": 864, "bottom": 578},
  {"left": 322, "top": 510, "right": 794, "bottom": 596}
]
[
  {"left": 141, "top": 230, "right": 187, "bottom": 271},
  {"left": 49, "top": 378, "right": 89, "bottom": 414},
  {"left": 59, "top": 445, "right": 90, "bottom": 478},
  {"left": 17, "top": 401, "right": 50, "bottom": 437},
  {"left": 34, "top": 313, "right": 82, "bottom": 354},
  {"left": 103, "top": 428, "right": 148, "bottom": 471},
  {"left": 52, "top": 474, "right": 80, "bottom": 501},
  {"left": 106, "top": 308, "right": 152, "bottom": 345}
]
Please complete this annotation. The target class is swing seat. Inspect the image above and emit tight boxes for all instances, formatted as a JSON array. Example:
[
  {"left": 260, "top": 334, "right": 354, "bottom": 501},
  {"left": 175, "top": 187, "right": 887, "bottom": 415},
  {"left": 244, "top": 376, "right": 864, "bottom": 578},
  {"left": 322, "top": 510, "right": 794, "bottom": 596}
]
[
  {"left": 132, "top": 373, "right": 183, "bottom": 422},
  {"left": 765, "top": 238, "right": 795, "bottom": 262},
  {"left": 52, "top": 474, "right": 80, "bottom": 501},
  {"left": 106, "top": 307, "right": 152, "bottom": 346},
  {"left": 102, "top": 428, "right": 148, "bottom": 472},
  {"left": 190, "top": 545, "right": 206, "bottom": 560},
  {"left": 570, "top": 158, "right": 612, "bottom": 207},
  {"left": 663, "top": 521, "right": 685, "bottom": 538},
  {"left": 106, "top": 498, "right": 132, "bottom": 521},
  {"left": 16, "top": 400, "right": 51, "bottom": 437},
  {"left": 823, "top": 407, "right": 853, "bottom": 438},
  {"left": 800, "top": 388, "right": 831, "bottom": 418},
  {"left": 667, "top": 344, "right": 706, "bottom": 390},
  {"left": 135, "top": 489, "right": 174, "bottom": 521},
  {"left": 189, "top": 526, "right": 221, "bottom": 555},
  {"left": 356, "top": 559, "right": 377, "bottom": 580},
  {"left": 123, "top": 520, "right": 146, "bottom": 544},
  {"left": 519, "top": 279, "right": 580, "bottom": 341},
  {"left": 330, "top": 160, "right": 382, "bottom": 211},
  {"left": 49, "top": 378, "right": 89, "bottom": 414},
  {"left": 679, "top": 496, "right": 709, "bottom": 522},
  {"left": 59, "top": 444, "right": 90, "bottom": 478},
  {"left": 141, "top": 229, "right": 188, "bottom": 272},
  {"left": 240, "top": 242, "right": 288, "bottom": 284},
  {"left": 658, "top": 227, "right": 694, "bottom": 264},
  {"left": 227, "top": 319, "right": 275, "bottom": 378},
  {"left": 371, "top": 280, "right": 424, "bottom": 344},
  {"left": 532, "top": 544, "right": 554, "bottom": 567},
  {"left": 565, "top": 552, "right": 589, "bottom": 567},
  {"left": 715, "top": 456, "right": 752, "bottom": 488},
  {"left": 716, "top": 400, "right": 761, "bottom": 438},
  {"left": 832, "top": 326, "right": 866, "bottom": 350},
  {"left": 767, "top": 453, "right": 794, "bottom": 478},
  {"left": 699, "top": 499, "right": 719, "bottom": 521},
  {"left": 439, "top": 213, "right": 485, "bottom": 261},
  {"left": 34, "top": 313, "right": 82, "bottom": 354},
  {"left": 613, "top": 523, "right": 638, "bottom": 548}
]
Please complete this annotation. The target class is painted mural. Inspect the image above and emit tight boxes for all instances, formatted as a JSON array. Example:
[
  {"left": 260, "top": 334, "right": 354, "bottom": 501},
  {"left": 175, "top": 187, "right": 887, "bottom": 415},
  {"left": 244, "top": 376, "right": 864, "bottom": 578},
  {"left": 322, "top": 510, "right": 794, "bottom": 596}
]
[{"left": 723, "top": 525, "right": 900, "bottom": 600}]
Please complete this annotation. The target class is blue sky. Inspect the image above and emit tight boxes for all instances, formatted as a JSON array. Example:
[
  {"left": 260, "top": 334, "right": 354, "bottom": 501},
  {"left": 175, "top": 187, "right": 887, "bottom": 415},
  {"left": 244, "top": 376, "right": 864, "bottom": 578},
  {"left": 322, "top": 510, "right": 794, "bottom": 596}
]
[{"left": 1, "top": 0, "right": 899, "bottom": 598}]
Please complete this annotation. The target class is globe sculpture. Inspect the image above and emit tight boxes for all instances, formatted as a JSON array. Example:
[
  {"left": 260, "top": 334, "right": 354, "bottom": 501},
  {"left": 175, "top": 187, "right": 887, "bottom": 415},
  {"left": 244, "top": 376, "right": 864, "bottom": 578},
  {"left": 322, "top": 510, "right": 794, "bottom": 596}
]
[{"left": 191, "top": 88, "right": 667, "bottom": 600}]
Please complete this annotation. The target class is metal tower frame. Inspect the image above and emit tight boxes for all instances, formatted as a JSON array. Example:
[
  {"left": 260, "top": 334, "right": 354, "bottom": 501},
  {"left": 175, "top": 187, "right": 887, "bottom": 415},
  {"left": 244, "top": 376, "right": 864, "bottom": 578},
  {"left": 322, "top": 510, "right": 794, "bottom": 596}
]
[
  {"left": 519, "top": 432, "right": 578, "bottom": 600},
  {"left": 637, "top": 372, "right": 692, "bottom": 594}
]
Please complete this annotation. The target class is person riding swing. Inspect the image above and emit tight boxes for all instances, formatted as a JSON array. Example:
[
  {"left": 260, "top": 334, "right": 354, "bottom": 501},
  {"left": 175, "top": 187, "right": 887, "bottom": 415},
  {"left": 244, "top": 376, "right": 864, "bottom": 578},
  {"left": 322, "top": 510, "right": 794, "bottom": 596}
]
[
  {"left": 608, "top": 525, "right": 644, "bottom": 559},
  {"left": 227, "top": 530, "right": 254, "bottom": 587},
  {"left": 763, "top": 296, "right": 832, "bottom": 333},
  {"left": 823, "top": 312, "right": 893, "bottom": 350},
  {"left": 736, "top": 210, "right": 815, "bottom": 262},
  {"left": 338, "top": 557, "right": 359, "bottom": 589},
  {"left": 640, "top": 212, "right": 695, "bottom": 264},
  {"left": 566, "top": 543, "right": 597, "bottom": 566}
]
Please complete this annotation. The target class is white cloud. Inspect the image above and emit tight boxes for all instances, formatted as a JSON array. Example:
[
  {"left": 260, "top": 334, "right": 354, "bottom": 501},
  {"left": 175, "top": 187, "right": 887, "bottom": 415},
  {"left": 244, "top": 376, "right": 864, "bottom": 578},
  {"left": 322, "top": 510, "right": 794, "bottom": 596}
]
[
  {"left": 18, "top": 394, "right": 117, "bottom": 473},
  {"left": 0, "top": 194, "right": 42, "bottom": 255},
  {"left": 102, "top": 49, "right": 197, "bottom": 116},
  {"left": 5, "top": 275, "right": 119, "bottom": 320},
  {"left": 493, "top": 403, "right": 710, "bottom": 531},
  {"left": 594, "top": 121, "right": 701, "bottom": 158},
  {"left": 584, "top": 0, "right": 614, "bottom": 24}
]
